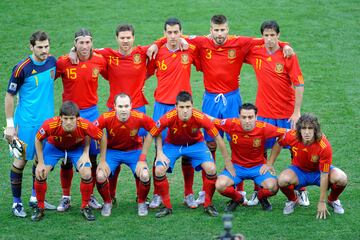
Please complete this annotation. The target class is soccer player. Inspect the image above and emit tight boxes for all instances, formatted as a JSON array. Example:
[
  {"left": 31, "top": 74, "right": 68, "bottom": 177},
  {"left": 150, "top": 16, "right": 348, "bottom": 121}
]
[
  {"left": 268, "top": 113, "right": 347, "bottom": 219},
  {"left": 243, "top": 20, "right": 306, "bottom": 206},
  {"left": 31, "top": 101, "right": 104, "bottom": 221},
  {"left": 4, "top": 31, "right": 57, "bottom": 217},
  {"left": 213, "top": 103, "right": 286, "bottom": 211},
  {"left": 55, "top": 28, "right": 107, "bottom": 211},
  {"left": 146, "top": 91, "right": 233, "bottom": 218},
  {"left": 147, "top": 18, "right": 200, "bottom": 209},
  {"left": 94, "top": 93, "right": 156, "bottom": 217}
]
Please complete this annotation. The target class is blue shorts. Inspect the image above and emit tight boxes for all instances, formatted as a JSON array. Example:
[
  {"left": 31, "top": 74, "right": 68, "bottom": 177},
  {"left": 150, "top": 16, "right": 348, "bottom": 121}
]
[
  {"left": 17, "top": 124, "right": 41, "bottom": 160},
  {"left": 43, "top": 143, "right": 85, "bottom": 169},
  {"left": 156, "top": 141, "right": 214, "bottom": 173},
  {"left": 202, "top": 89, "right": 242, "bottom": 142},
  {"left": 257, "top": 116, "right": 290, "bottom": 149},
  {"left": 106, "top": 149, "right": 142, "bottom": 176},
  {"left": 288, "top": 165, "right": 334, "bottom": 190},
  {"left": 220, "top": 163, "right": 277, "bottom": 187},
  {"left": 80, "top": 105, "right": 100, "bottom": 156},
  {"left": 152, "top": 101, "right": 175, "bottom": 141}
]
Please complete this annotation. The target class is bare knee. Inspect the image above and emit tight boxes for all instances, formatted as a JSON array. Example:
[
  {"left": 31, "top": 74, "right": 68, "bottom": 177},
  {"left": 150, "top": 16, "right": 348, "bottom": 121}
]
[
  {"left": 330, "top": 168, "right": 348, "bottom": 186},
  {"left": 139, "top": 169, "right": 150, "bottom": 182},
  {"left": 155, "top": 166, "right": 166, "bottom": 177},
  {"left": 215, "top": 177, "right": 229, "bottom": 192},
  {"left": 80, "top": 167, "right": 92, "bottom": 180},
  {"left": 203, "top": 162, "right": 216, "bottom": 175},
  {"left": 262, "top": 178, "right": 278, "bottom": 192}
]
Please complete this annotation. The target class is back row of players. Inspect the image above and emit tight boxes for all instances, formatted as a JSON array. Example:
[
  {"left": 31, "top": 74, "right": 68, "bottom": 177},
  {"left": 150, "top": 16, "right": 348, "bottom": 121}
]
[{"left": 4, "top": 15, "right": 347, "bottom": 221}]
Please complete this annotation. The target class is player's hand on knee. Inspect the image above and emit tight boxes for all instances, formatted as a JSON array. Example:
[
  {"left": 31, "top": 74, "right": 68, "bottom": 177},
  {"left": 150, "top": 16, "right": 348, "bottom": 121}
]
[
  {"left": 78, "top": 153, "right": 91, "bottom": 169},
  {"left": 140, "top": 168, "right": 150, "bottom": 182},
  {"left": 155, "top": 152, "right": 170, "bottom": 168},
  {"left": 36, "top": 163, "right": 47, "bottom": 180},
  {"left": 316, "top": 201, "right": 330, "bottom": 220},
  {"left": 97, "top": 161, "right": 110, "bottom": 177},
  {"left": 136, "top": 161, "right": 148, "bottom": 178},
  {"left": 260, "top": 164, "right": 276, "bottom": 175}
]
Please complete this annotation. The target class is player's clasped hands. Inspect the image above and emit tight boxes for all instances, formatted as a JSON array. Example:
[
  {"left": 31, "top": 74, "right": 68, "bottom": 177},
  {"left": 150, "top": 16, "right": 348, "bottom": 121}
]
[{"left": 316, "top": 201, "right": 330, "bottom": 220}]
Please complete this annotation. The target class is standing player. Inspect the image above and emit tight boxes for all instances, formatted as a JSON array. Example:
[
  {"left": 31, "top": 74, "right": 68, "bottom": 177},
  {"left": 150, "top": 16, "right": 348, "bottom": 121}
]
[
  {"left": 95, "top": 93, "right": 156, "bottom": 216},
  {"left": 56, "top": 28, "right": 107, "bottom": 211},
  {"left": 213, "top": 103, "right": 286, "bottom": 211},
  {"left": 4, "top": 31, "right": 56, "bottom": 217},
  {"left": 268, "top": 113, "right": 347, "bottom": 219},
  {"left": 31, "top": 101, "right": 104, "bottom": 221},
  {"left": 147, "top": 91, "right": 233, "bottom": 218},
  {"left": 147, "top": 18, "right": 200, "bottom": 209},
  {"left": 243, "top": 20, "right": 305, "bottom": 206}
]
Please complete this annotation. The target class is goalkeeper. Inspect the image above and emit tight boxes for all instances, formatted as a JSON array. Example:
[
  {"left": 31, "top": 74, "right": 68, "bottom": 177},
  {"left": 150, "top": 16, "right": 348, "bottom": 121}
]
[{"left": 4, "top": 31, "right": 57, "bottom": 218}]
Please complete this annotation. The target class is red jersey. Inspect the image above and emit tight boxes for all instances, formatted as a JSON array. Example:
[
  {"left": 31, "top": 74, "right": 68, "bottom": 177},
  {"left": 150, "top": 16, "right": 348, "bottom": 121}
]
[
  {"left": 147, "top": 44, "right": 198, "bottom": 104},
  {"left": 150, "top": 109, "right": 218, "bottom": 145},
  {"left": 36, "top": 116, "right": 103, "bottom": 151},
  {"left": 56, "top": 53, "right": 107, "bottom": 109},
  {"left": 95, "top": 110, "right": 155, "bottom": 151},
  {"left": 214, "top": 119, "right": 286, "bottom": 168},
  {"left": 95, "top": 47, "right": 149, "bottom": 109},
  {"left": 186, "top": 35, "right": 265, "bottom": 93},
  {"left": 245, "top": 45, "right": 304, "bottom": 118},
  {"left": 278, "top": 130, "right": 332, "bottom": 173}
]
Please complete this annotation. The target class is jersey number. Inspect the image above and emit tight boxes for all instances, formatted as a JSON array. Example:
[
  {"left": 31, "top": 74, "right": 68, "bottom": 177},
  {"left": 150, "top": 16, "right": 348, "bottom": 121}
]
[
  {"left": 205, "top": 49, "right": 212, "bottom": 60},
  {"left": 157, "top": 60, "right": 168, "bottom": 71},
  {"left": 66, "top": 68, "right": 77, "bottom": 79},
  {"left": 255, "top": 58, "right": 262, "bottom": 70}
]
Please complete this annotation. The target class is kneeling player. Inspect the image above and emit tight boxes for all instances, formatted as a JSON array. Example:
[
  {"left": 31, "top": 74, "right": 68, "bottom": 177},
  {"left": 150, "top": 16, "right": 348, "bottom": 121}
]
[
  {"left": 147, "top": 91, "right": 232, "bottom": 218},
  {"left": 31, "top": 101, "right": 103, "bottom": 221},
  {"left": 213, "top": 103, "right": 286, "bottom": 212},
  {"left": 269, "top": 113, "right": 347, "bottom": 219},
  {"left": 95, "top": 93, "right": 155, "bottom": 217}
]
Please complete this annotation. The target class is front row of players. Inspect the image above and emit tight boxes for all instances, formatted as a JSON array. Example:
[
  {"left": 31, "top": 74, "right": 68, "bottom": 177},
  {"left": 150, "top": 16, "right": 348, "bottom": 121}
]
[{"left": 31, "top": 91, "right": 347, "bottom": 221}]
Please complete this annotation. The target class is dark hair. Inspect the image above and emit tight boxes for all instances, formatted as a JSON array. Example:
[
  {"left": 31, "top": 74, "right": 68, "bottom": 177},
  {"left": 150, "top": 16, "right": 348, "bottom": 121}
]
[
  {"left": 74, "top": 28, "right": 92, "bottom": 42},
  {"left": 176, "top": 91, "right": 193, "bottom": 104},
  {"left": 296, "top": 113, "right": 323, "bottom": 142},
  {"left": 239, "top": 103, "right": 258, "bottom": 115},
  {"left": 114, "top": 93, "right": 131, "bottom": 104},
  {"left": 164, "top": 18, "right": 182, "bottom": 31},
  {"left": 260, "top": 20, "right": 280, "bottom": 34},
  {"left": 211, "top": 15, "right": 227, "bottom": 25},
  {"left": 115, "top": 24, "right": 135, "bottom": 36},
  {"left": 60, "top": 101, "right": 80, "bottom": 117},
  {"left": 30, "top": 31, "right": 50, "bottom": 46}
]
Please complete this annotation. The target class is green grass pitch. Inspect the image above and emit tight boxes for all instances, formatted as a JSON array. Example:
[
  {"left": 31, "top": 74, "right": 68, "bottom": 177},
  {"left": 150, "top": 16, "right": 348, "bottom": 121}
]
[{"left": 0, "top": 0, "right": 359, "bottom": 239}]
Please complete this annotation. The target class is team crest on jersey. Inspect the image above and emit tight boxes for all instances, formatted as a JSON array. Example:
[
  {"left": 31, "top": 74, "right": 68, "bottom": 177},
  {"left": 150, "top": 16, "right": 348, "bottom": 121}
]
[
  {"left": 275, "top": 63, "right": 284, "bottom": 73},
  {"left": 253, "top": 138, "right": 261, "bottom": 147},
  {"left": 92, "top": 68, "right": 99, "bottom": 78},
  {"left": 191, "top": 128, "right": 198, "bottom": 133},
  {"left": 228, "top": 49, "right": 236, "bottom": 59},
  {"left": 181, "top": 54, "right": 189, "bottom": 64},
  {"left": 130, "top": 129, "right": 138, "bottom": 137},
  {"left": 133, "top": 54, "right": 141, "bottom": 64},
  {"left": 311, "top": 155, "right": 319, "bottom": 163},
  {"left": 50, "top": 69, "right": 55, "bottom": 79},
  {"left": 9, "top": 82, "right": 17, "bottom": 91}
]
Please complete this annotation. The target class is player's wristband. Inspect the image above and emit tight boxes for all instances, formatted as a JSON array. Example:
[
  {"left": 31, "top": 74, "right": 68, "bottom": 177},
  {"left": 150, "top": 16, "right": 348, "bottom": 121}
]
[
  {"left": 6, "top": 118, "right": 14, "bottom": 128},
  {"left": 139, "top": 153, "right": 146, "bottom": 162}
]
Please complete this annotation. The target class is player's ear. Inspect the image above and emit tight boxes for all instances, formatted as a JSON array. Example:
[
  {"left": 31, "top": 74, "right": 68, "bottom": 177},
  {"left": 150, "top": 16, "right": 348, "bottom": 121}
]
[{"left": 29, "top": 44, "right": 34, "bottom": 52}]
